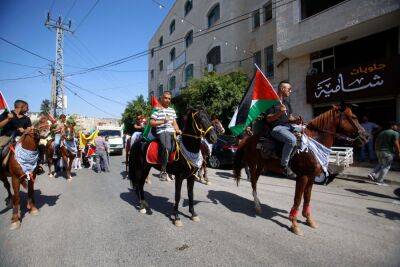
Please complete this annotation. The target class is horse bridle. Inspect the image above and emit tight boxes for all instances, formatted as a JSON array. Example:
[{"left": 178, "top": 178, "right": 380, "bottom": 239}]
[{"left": 181, "top": 111, "right": 214, "bottom": 139}]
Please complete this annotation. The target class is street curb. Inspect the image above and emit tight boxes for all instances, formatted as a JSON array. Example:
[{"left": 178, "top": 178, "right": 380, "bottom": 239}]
[{"left": 336, "top": 173, "right": 400, "bottom": 186}]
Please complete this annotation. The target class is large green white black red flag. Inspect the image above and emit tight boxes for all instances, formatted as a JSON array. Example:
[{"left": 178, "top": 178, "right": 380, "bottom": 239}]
[{"left": 228, "top": 65, "right": 280, "bottom": 136}]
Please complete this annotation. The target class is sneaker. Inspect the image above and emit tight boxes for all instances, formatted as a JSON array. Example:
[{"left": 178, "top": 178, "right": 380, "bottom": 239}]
[
  {"left": 368, "top": 173, "right": 376, "bottom": 182},
  {"left": 375, "top": 182, "right": 389, "bottom": 186},
  {"left": 282, "top": 166, "right": 296, "bottom": 179},
  {"left": 160, "top": 172, "right": 168, "bottom": 181}
]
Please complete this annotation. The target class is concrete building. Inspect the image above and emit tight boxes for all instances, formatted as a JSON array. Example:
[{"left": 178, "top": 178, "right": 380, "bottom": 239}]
[{"left": 149, "top": 0, "right": 400, "bottom": 122}]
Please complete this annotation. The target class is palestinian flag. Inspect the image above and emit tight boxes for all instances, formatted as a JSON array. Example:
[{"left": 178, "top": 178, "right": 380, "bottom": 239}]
[
  {"left": 0, "top": 90, "right": 9, "bottom": 111},
  {"left": 229, "top": 65, "right": 280, "bottom": 136},
  {"left": 142, "top": 96, "right": 161, "bottom": 140}
]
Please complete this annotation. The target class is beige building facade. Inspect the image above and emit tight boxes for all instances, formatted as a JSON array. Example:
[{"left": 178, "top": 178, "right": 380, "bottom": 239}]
[{"left": 149, "top": 0, "right": 400, "bottom": 122}]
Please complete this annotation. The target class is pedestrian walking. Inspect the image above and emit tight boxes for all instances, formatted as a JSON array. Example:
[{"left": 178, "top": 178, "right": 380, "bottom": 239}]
[
  {"left": 94, "top": 133, "right": 110, "bottom": 173},
  {"left": 368, "top": 121, "right": 399, "bottom": 186},
  {"left": 360, "top": 116, "right": 380, "bottom": 162}
]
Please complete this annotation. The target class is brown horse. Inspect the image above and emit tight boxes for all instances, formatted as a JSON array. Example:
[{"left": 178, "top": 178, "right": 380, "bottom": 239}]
[
  {"left": 45, "top": 125, "right": 76, "bottom": 181},
  {"left": 0, "top": 128, "right": 41, "bottom": 230},
  {"left": 233, "top": 105, "right": 368, "bottom": 236}
]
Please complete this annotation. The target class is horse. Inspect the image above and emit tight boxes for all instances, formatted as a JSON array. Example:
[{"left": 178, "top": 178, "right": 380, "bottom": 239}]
[
  {"left": 124, "top": 135, "right": 131, "bottom": 177},
  {"left": 233, "top": 105, "right": 368, "bottom": 236},
  {"left": 45, "top": 125, "right": 76, "bottom": 181},
  {"left": 128, "top": 107, "right": 218, "bottom": 227},
  {"left": 0, "top": 128, "right": 42, "bottom": 230}
]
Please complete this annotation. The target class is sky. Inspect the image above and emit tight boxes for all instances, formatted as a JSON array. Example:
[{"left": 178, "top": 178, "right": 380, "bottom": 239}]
[{"left": 0, "top": 0, "right": 171, "bottom": 118}]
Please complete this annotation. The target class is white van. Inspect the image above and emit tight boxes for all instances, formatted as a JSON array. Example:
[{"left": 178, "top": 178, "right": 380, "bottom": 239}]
[{"left": 97, "top": 126, "right": 124, "bottom": 155}]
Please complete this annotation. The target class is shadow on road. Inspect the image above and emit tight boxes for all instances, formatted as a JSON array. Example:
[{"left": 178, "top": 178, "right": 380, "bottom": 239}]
[
  {"left": 345, "top": 188, "right": 399, "bottom": 200},
  {"left": 215, "top": 171, "right": 233, "bottom": 179},
  {"left": 367, "top": 207, "right": 400, "bottom": 221},
  {"left": 206, "top": 190, "right": 290, "bottom": 230},
  {"left": 120, "top": 171, "right": 128, "bottom": 179},
  {"left": 394, "top": 188, "right": 400, "bottom": 198},
  {"left": 14, "top": 190, "right": 61, "bottom": 219}
]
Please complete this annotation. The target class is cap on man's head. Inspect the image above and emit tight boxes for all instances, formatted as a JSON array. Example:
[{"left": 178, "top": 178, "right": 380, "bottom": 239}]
[
  {"left": 59, "top": 114, "right": 66, "bottom": 119},
  {"left": 14, "top": 99, "right": 28, "bottom": 107}
]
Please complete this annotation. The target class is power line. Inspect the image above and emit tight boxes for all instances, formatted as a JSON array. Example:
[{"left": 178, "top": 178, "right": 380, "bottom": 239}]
[
  {"left": 64, "top": 84, "right": 119, "bottom": 118},
  {"left": 73, "top": 0, "right": 100, "bottom": 33},
  {"left": 64, "top": 0, "right": 78, "bottom": 21},
  {"left": 0, "top": 36, "right": 54, "bottom": 63},
  {"left": 0, "top": 59, "right": 50, "bottom": 70},
  {"left": 0, "top": 72, "right": 49, "bottom": 82},
  {"left": 49, "top": 0, "right": 56, "bottom": 12}
]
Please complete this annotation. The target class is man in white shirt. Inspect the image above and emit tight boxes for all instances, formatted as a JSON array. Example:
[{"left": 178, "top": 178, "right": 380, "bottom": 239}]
[{"left": 150, "top": 91, "right": 181, "bottom": 180}]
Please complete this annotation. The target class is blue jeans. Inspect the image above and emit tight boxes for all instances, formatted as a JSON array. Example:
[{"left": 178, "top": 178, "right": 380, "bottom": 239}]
[
  {"left": 370, "top": 151, "right": 393, "bottom": 183},
  {"left": 360, "top": 139, "right": 376, "bottom": 161},
  {"left": 54, "top": 134, "right": 62, "bottom": 157},
  {"left": 271, "top": 125, "right": 296, "bottom": 167}
]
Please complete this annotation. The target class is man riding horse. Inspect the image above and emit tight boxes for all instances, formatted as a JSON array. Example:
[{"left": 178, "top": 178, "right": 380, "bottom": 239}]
[
  {"left": 149, "top": 91, "right": 182, "bottom": 181},
  {"left": 52, "top": 114, "right": 67, "bottom": 159},
  {"left": 266, "top": 81, "right": 302, "bottom": 178}
]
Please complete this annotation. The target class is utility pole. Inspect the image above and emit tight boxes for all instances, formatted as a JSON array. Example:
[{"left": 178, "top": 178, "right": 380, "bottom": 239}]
[{"left": 45, "top": 12, "right": 72, "bottom": 117}]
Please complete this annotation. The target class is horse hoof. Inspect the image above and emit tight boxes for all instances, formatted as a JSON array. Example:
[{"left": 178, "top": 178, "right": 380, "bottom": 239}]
[
  {"left": 290, "top": 226, "right": 304, "bottom": 236},
  {"left": 49, "top": 174, "right": 53, "bottom": 178},
  {"left": 174, "top": 220, "right": 183, "bottom": 227},
  {"left": 191, "top": 216, "right": 200, "bottom": 222},
  {"left": 67, "top": 177, "right": 73, "bottom": 182},
  {"left": 205, "top": 181, "right": 211, "bottom": 186},
  {"left": 10, "top": 221, "right": 21, "bottom": 230},
  {"left": 306, "top": 218, "right": 319, "bottom": 229},
  {"left": 255, "top": 207, "right": 262, "bottom": 215},
  {"left": 30, "top": 208, "right": 39, "bottom": 216},
  {"left": 139, "top": 208, "right": 147, "bottom": 214}
]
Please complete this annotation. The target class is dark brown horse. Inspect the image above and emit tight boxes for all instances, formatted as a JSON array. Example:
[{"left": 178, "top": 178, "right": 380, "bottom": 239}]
[
  {"left": 45, "top": 125, "right": 76, "bottom": 181},
  {"left": 233, "top": 105, "right": 368, "bottom": 236},
  {"left": 128, "top": 107, "right": 217, "bottom": 227},
  {"left": 0, "top": 128, "right": 41, "bottom": 230}
]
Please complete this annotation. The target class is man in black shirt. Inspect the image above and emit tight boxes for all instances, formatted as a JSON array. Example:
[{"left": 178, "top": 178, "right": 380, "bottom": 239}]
[{"left": 266, "top": 81, "right": 299, "bottom": 177}]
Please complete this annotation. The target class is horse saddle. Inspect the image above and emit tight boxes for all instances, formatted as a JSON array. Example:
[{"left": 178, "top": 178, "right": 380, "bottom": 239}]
[
  {"left": 256, "top": 130, "right": 302, "bottom": 160},
  {"left": 145, "top": 140, "right": 177, "bottom": 165}
]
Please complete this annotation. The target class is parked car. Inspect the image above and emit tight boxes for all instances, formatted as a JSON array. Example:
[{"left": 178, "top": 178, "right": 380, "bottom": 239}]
[{"left": 208, "top": 135, "right": 238, "bottom": 168}]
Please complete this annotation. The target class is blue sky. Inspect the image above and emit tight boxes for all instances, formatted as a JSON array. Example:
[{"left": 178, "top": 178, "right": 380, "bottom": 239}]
[{"left": 0, "top": 0, "right": 171, "bottom": 118}]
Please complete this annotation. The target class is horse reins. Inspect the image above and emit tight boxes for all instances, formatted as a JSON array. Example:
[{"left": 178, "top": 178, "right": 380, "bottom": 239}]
[{"left": 181, "top": 111, "right": 214, "bottom": 140}]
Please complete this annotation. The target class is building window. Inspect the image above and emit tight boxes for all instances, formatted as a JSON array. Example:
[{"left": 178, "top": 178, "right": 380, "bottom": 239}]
[
  {"left": 150, "top": 69, "right": 154, "bottom": 80},
  {"left": 185, "top": 30, "right": 193, "bottom": 48},
  {"left": 151, "top": 48, "right": 154, "bottom": 57},
  {"left": 207, "top": 46, "right": 221, "bottom": 67},
  {"left": 253, "top": 51, "right": 261, "bottom": 67},
  {"left": 207, "top": 3, "right": 220, "bottom": 28},
  {"left": 253, "top": 10, "right": 260, "bottom": 29},
  {"left": 301, "top": 0, "right": 346, "bottom": 20},
  {"left": 264, "top": 45, "right": 274, "bottom": 77},
  {"left": 159, "top": 36, "right": 163, "bottom": 47},
  {"left": 169, "top": 76, "right": 176, "bottom": 90},
  {"left": 158, "top": 84, "right": 163, "bottom": 96},
  {"left": 184, "top": 0, "right": 193, "bottom": 16},
  {"left": 169, "top": 20, "right": 175, "bottom": 35},
  {"left": 185, "top": 64, "right": 194, "bottom": 82},
  {"left": 170, "top": 48, "right": 176, "bottom": 62},
  {"left": 263, "top": 2, "right": 272, "bottom": 22},
  {"left": 159, "top": 60, "right": 163, "bottom": 71},
  {"left": 310, "top": 48, "right": 335, "bottom": 74}
]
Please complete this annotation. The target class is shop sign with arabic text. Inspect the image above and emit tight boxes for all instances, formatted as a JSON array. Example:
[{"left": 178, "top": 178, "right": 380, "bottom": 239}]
[{"left": 306, "top": 57, "right": 400, "bottom": 104}]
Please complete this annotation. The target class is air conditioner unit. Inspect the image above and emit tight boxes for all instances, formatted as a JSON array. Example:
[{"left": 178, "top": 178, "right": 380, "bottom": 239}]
[{"left": 207, "top": 64, "right": 214, "bottom": 72}]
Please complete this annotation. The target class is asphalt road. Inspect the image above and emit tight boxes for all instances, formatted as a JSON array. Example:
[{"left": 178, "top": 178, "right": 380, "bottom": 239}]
[{"left": 0, "top": 154, "right": 399, "bottom": 266}]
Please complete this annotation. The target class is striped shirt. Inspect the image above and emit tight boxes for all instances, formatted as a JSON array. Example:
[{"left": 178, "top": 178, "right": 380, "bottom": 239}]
[{"left": 151, "top": 107, "right": 177, "bottom": 134}]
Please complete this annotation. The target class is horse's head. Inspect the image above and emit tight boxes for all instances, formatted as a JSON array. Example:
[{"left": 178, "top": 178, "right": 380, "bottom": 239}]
[
  {"left": 20, "top": 127, "right": 41, "bottom": 149},
  {"left": 185, "top": 107, "right": 218, "bottom": 144},
  {"left": 64, "top": 125, "right": 75, "bottom": 141},
  {"left": 334, "top": 105, "right": 369, "bottom": 147}
]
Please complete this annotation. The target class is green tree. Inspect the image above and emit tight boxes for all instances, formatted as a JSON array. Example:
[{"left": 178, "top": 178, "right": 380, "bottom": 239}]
[
  {"left": 40, "top": 99, "right": 51, "bottom": 115},
  {"left": 121, "top": 95, "right": 151, "bottom": 134},
  {"left": 177, "top": 71, "right": 249, "bottom": 128}
]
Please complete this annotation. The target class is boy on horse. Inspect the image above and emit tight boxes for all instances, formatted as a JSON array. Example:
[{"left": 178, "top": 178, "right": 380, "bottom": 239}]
[
  {"left": 266, "top": 81, "right": 301, "bottom": 178},
  {"left": 149, "top": 91, "right": 181, "bottom": 181},
  {"left": 0, "top": 100, "right": 32, "bottom": 155}
]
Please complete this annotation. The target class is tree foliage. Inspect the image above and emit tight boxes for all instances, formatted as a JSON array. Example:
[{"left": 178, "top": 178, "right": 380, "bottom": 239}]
[
  {"left": 176, "top": 71, "right": 249, "bottom": 128},
  {"left": 121, "top": 95, "right": 151, "bottom": 134},
  {"left": 40, "top": 99, "right": 51, "bottom": 115}
]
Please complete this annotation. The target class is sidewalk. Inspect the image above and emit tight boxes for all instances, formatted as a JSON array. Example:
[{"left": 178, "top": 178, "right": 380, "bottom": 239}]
[{"left": 336, "top": 164, "right": 400, "bottom": 185}]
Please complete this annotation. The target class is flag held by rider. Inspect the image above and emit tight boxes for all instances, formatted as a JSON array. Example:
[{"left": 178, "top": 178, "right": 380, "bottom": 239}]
[{"left": 229, "top": 65, "right": 280, "bottom": 136}]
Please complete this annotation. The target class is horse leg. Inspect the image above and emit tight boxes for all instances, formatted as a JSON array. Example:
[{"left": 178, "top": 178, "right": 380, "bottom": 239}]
[
  {"left": 137, "top": 166, "right": 150, "bottom": 214},
  {"left": 0, "top": 174, "right": 12, "bottom": 208},
  {"left": 290, "top": 175, "right": 308, "bottom": 236},
  {"left": 67, "top": 155, "right": 74, "bottom": 180},
  {"left": 27, "top": 179, "right": 38, "bottom": 215},
  {"left": 302, "top": 176, "right": 318, "bottom": 229},
  {"left": 10, "top": 177, "right": 21, "bottom": 230},
  {"left": 173, "top": 177, "right": 183, "bottom": 227},
  {"left": 48, "top": 158, "right": 54, "bottom": 177},
  {"left": 250, "top": 164, "right": 262, "bottom": 214},
  {"left": 203, "top": 161, "right": 210, "bottom": 185},
  {"left": 187, "top": 176, "right": 199, "bottom": 222}
]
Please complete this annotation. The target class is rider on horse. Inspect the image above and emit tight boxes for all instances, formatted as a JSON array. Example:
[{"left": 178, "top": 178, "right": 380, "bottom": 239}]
[
  {"left": 52, "top": 114, "right": 67, "bottom": 158},
  {"left": 149, "top": 91, "right": 182, "bottom": 181},
  {"left": 266, "top": 81, "right": 302, "bottom": 178},
  {"left": 0, "top": 100, "right": 32, "bottom": 162}
]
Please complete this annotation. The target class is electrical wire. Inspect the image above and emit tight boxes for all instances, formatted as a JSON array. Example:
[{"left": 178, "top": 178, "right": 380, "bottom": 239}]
[
  {"left": 0, "top": 59, "right": 50, "bottom": 70},
  {"left": 0, "top": 36, "right": 54, "bottom": 63},
  {"left": 73, "top": 0, "right": 100, "bottom": 33}
]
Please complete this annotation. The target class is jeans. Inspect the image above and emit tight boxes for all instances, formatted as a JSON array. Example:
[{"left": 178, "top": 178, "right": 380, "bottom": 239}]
[
  {"left": 53, "top": 134, "right": 62, "bottom": 157},
  {"left": 158, "top": 131, "right": 175, "bottom": 172},
  {"left": 271, "top": 125, "right": 297, "bottom": 167},
  {"left": 360, "top": 139, "right": 376, "bottom": 161},
  {"left": 95, "top": 151, "right": 109, "bottom": 172},
  {"left": 370, "top": 151, "right": 393, "bottom": 183}
]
